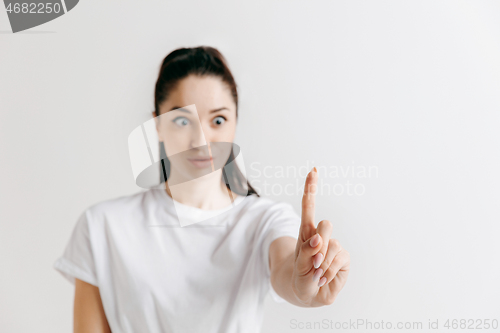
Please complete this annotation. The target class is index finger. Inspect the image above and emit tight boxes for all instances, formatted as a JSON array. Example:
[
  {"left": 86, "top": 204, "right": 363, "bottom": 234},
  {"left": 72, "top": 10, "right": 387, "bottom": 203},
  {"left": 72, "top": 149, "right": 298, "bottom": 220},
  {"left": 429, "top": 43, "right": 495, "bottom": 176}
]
[{"left": 301, "top": 167, "right": 318, "bottom": 236}]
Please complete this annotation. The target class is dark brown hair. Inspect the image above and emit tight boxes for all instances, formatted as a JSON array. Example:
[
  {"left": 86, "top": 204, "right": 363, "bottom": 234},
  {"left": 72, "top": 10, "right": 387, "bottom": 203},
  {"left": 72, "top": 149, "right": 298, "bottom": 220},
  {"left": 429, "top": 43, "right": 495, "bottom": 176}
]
[{"left": 154, "top": 46, "right": 258, "bottom": 196}]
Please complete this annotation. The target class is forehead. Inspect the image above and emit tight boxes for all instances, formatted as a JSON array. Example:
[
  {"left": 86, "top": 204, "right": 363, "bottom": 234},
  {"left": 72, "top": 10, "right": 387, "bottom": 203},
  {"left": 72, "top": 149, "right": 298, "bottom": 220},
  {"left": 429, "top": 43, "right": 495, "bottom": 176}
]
[{"left": 161, "top": 75, "right": 235, "bottom": 113}]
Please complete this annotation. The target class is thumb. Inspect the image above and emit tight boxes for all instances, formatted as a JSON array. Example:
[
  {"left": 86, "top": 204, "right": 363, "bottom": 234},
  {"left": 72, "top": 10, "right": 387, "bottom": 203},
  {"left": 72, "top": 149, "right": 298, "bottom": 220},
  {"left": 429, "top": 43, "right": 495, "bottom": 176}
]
[{"left": 295, "top": 233, "right": 323, "bottom": 276}]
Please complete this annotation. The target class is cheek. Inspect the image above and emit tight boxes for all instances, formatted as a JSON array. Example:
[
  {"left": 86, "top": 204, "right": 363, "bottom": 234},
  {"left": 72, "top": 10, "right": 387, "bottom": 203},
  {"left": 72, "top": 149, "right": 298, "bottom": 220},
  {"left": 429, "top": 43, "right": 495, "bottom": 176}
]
[
  {"left": 209, "top": 131, "right": 234, "bottom": 143},
  {"left": 214, "top": 122, "right": 236, "bottom": 141},
  {"left": 162, "top": 130, "right": 192, "bottom": 156}
]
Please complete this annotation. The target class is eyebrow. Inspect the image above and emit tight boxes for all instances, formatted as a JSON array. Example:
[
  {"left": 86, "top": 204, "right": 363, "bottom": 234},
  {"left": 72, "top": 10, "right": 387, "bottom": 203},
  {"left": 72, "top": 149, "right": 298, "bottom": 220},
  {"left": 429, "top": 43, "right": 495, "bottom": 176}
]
[
  {"left": 209, "top": 107, "right": 229, "bottom": 113},
  {"left": 168, "top": 106, "right": 191, "bottom": 113},
  {"left": 168, "top": 106, "right": 229, "bottom": 113}
]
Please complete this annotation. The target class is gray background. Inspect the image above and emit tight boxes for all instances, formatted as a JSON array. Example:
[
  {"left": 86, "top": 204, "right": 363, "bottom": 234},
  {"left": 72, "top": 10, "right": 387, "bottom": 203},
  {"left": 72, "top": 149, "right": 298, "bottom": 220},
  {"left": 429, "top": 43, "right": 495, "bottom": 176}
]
[{"left": 1, "top": 0, "right": 499, "bottom": 332}]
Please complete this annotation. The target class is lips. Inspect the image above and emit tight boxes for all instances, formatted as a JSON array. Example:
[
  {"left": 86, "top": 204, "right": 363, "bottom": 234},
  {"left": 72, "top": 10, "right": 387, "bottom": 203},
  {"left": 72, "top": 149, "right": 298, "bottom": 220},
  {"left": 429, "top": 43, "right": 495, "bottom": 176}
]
[{"left": 187, "top": 157, "right": 214, "bottom": 169}]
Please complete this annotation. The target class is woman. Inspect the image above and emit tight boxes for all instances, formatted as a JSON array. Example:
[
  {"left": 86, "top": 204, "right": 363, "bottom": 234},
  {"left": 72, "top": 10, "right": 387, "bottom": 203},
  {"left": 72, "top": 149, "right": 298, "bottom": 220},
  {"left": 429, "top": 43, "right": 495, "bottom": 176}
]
[{"left": 54, "top": 46, "right": 350, "bottom": 333}]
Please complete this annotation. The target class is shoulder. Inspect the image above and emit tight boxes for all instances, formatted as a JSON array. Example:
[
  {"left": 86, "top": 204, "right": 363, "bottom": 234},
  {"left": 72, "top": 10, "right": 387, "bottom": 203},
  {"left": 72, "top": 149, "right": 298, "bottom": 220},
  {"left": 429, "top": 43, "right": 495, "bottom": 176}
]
[
  {"left": 83, "top": 190, "right": 153, "bottom": 225},
  {"left": 238, "top": 194, "right": 288, "bottom": 211},
  {"left": 239, "top": 194, "right": 299, "bottom": 223}
]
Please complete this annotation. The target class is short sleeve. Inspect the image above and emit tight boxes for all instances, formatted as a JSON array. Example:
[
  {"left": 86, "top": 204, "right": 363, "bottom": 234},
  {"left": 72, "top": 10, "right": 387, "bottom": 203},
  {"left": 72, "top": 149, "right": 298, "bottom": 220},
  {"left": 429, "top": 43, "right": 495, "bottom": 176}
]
[
  {"left": 53, "top": 209, "right": 98, "bottom": 287},
  {"left": 260, "top": 202, "right": 301, "bottom": 303}
]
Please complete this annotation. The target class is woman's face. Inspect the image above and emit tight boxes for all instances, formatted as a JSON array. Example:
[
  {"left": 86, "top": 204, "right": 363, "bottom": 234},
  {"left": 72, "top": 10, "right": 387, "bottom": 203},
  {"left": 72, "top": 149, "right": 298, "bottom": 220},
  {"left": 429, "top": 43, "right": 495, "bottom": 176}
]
[{"left": 155, "top": 74, "right": 237, "bottom": 182}]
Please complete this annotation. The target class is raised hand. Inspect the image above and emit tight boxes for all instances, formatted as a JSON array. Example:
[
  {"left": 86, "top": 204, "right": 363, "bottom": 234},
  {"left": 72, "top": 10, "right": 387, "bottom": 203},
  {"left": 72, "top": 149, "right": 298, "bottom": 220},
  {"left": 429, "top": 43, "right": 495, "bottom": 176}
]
[{"left": 291, "top": 167, "right": 351, "bottom": 307}]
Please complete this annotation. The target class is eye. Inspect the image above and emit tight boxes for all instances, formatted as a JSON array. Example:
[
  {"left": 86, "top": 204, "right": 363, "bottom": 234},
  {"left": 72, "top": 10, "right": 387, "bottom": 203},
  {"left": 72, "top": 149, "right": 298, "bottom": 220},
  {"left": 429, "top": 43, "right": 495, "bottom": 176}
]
[
  {"left": 173, "top": 117, "right": 189, "bottom": 127},
  {"left": 212, "top": 116, "right": 226, "bottom": 126}
]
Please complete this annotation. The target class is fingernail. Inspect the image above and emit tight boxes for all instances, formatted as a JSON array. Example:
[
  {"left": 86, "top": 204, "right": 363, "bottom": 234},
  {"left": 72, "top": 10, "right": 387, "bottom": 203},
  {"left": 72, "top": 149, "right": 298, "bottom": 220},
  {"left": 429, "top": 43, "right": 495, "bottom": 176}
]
[
  {"left": 313, "top": 268, "right": 323, "bottom": 281},
  {"left": 310, "top": 234, "right": 320, "bottom": 248},
  {"left": 313, "top": 167, "right": 317, "bottom": 173},
  {"left": 313, "top": 252, "right": 324, "bottom": 269},
  {"left": 318, "top": 277, "right": 327, "bottom": 287}
]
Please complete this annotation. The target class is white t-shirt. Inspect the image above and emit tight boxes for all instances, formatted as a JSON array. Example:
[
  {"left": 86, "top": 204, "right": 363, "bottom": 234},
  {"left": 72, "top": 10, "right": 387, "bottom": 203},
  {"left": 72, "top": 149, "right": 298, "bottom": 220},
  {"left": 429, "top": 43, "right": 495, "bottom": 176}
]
[{"left": 54, "top": 188, "right": 301, "bottom": 333}]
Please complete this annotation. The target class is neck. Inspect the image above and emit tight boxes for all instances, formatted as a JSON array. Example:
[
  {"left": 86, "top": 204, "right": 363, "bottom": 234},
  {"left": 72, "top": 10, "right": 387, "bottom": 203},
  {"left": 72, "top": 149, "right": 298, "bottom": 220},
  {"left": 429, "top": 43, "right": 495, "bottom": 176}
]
[{"left": 164, "top": 169, "right": 236, "bottom": 210}]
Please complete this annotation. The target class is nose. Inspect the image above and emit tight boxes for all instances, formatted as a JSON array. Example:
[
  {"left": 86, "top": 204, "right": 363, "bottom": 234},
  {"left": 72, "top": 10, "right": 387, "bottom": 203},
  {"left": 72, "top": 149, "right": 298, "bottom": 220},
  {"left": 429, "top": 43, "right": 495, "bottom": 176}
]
[{"left": 189, "top": 122, "right": 207, "bottom": 149}]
